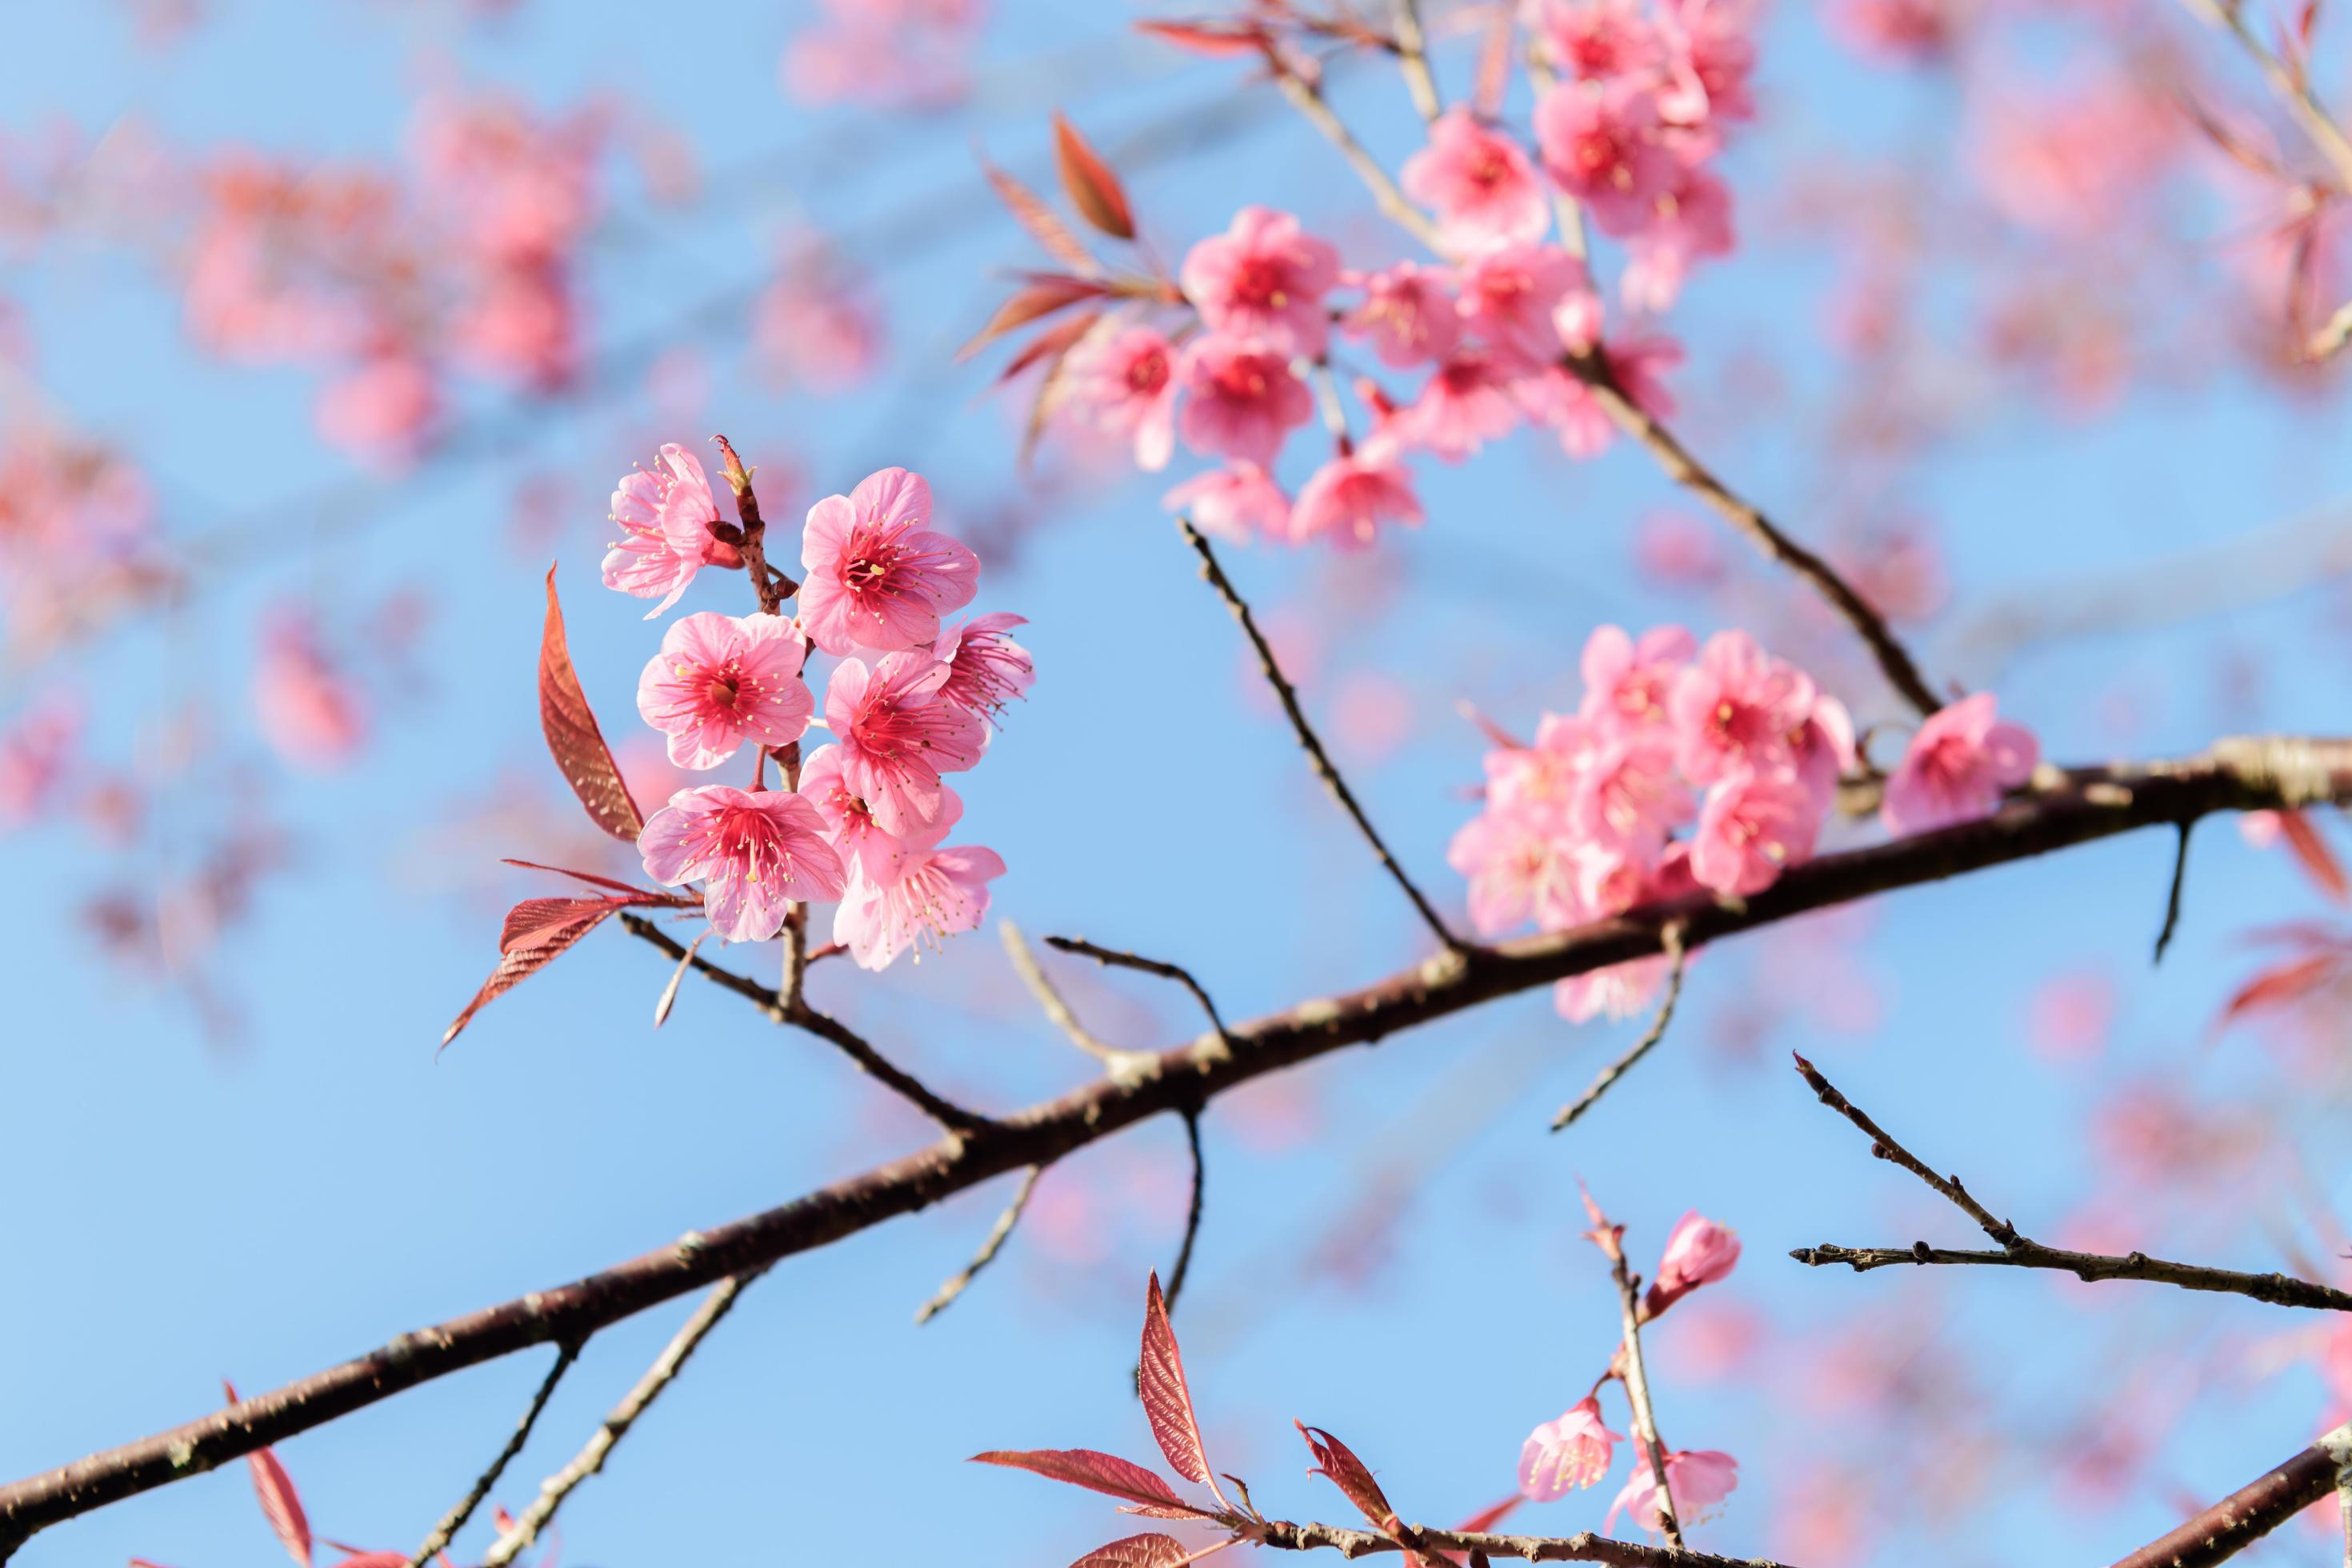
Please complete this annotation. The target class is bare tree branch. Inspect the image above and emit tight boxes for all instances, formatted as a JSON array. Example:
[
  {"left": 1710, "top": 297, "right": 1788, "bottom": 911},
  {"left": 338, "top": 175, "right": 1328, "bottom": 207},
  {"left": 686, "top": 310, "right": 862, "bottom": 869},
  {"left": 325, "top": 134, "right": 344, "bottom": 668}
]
[
  {"left": 1553, "top": 920, "right": 1689, "bottom": 1131},
  {"left": 6, "top": 735, "right": 2350, "bottom": 1547},
  {"left": 1790, "top": 1054, "right": 2352, "bottom": 1311},
  {"left": 914, "top": 1166, "right": 1042, "bottom": 1326},
  {"left": 480, "top": 1269, "right": 770, "bottom": 1568},
  {"left": 1178, "top": 518, "right": 1466, "bottom": 952},
  {"left": 2154, "top": 820, "right": 2194, "bottom": 964},
  {"left": 405, "top": 1341, "right": 580, "bottom": 1568},
  {"left": 1043, "top": 934, "right": 1234, "bottom": 1044},
  {"left": 1001, "top": 918, "right": 1147, "bottom": 1069},
  {"left": 1249, "top": 1519, "right": 1795, "bottom": 1566},
  {"left": 2106, "top": 1419, "right": 2352, "bottom": 1568},
  {"left": 1605, "top": 1239, "right": 1683, "bottom": 1548},
  {"left": 1164, "top": 1110, "right": 1207, "bottom": 1316}
]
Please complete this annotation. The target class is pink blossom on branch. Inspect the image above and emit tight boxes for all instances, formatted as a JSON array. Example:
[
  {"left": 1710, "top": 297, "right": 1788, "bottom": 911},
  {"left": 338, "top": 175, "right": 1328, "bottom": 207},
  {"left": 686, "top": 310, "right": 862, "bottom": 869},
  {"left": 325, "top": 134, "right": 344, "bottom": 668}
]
[
  {"left": 1689, "top": 769, "right": 1819, "bottom": 896},
  {"left": 638, "top": 785, "right": 847, "bottom": 943},
  {"left": 1579, "top": 624, "right": 1696, "bottom": 740},
  {"left": 1647, "top": 1210, "right": 1741, "bottom": 1314},
  {"left": 799, "top": 466, "right": 982, "bottom": 655},
  {"left": 1289, "top": 448, "right": 1425, "bottom": 550},
  {"left": 1518, "top": 1397, "right": 1624, "bottom": 1500},
  {"left": 634, "top": 610, "right": 812, "bottom": 770},
  {"left": 1400, "top": 108, "right": 1552, "bottom": 253},
  {"left": 1882, "top": 693, "right": 2039, "bottom": 834},
  {"left": 1537, "top": 0, "right": 1666, "bottom": 83},
  {"left": 1605, "top": 1448, "right": 1739, "bottom": 1534},
  {"left": 796, "top": 740, "right": 920, "bottom": 882},
  {"left": 934, "top": 611, "right": 1034, "bottom": 727},
  {"left": 1178, "top": 205, "right": 1341, "bottom": 357},
  {"left": 1343, "top": 262, "right": 1462, "bottom": 368},
  {"left": 823, "top": 649, "right": 986, "bottom": 837},
  {"left": 1457, "top": 242, "right": 1585, "bottom": 362},
  {"left": 1062, "top": 322, "right": 1179, "bottom": 471},
  {"left": 1668, "top": 630, "right": 1818, "bottom": 787},
  {"left": 1174, "top": 334, "right": 1314, "bottom": 466},
  {"left": 1402, "top": 349, "right": 1521, "bottom": 462},
  {"left": 1163, "top": 463, "right": 1292, "bottom": 544},
  {"left": 835, "top": 842, "right": 1006, "bottom": 970},
  {"left": 604, "top": 443, "right": 726, "bottom": 618},
  {"left": 1532, "top": 82, "right": 1678, "bottom": 238}
]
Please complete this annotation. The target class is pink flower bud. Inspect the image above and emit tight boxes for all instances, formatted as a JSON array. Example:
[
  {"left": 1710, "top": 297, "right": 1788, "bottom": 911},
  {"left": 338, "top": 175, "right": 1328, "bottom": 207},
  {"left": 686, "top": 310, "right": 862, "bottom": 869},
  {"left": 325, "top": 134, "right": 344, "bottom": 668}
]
[
  {"left": 1517, "top": 1397, "right": 1623, "bottom": 1501},
  {"left": 1646, "top": 1210, "right": 1740, "bottom": 1315}
]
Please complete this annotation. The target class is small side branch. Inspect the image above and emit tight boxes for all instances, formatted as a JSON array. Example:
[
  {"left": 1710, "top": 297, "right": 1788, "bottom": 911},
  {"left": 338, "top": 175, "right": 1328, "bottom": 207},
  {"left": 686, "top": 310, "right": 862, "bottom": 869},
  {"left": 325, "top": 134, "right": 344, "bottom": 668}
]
[
  {"left": 2106, "top": 1420, "right": 2352, "bottom": 1568},
  {"left": 1043, "top": 934, "right": 1233, "bottom": 1043},
  {"left": 1164, "top": 1111, "right": 1208, "bottom": 1315},
  {"left": 480, "top": 1269, "right": 770, "bottom": 1568},
  {"left": 1001, "top": 919, "right": 1138, "bottom": 1066},
  {"left": 1263, "top": 51, "right": 1448, "bottom": 253},
  {"left": 1553, "top": 922, "right": 1688, "bottom": 1131},
  {"left": 404, "top": 1341, "right": 581, "bottom": 1568},
  {"left": 2177, "top": 0, "right": 2352, "bottom": 191},
  {"left": 1394, "top": 0, "right": 1443, "bottom": 122},
  {"left": 1249, "top": 1520, "right": 1796, "bottom": 1567},
  {"left": 1607, "top": 1249, "right": 1684, "bottom": 1549},
  {"left": 2154, "top": 820, "right": 2194, "bottom": 964},
  {"left": 915, "top": 1166, "right": 1043, "bottom": 1325},
  {"left": 1177, "top": 519, "right": 1466, "bottom": 952},
  {"left": 1792, "top": 1055, "right": 2352, "bottom": 1312},
  {"left": 619, "top": 914, "right": 990, "bottom": 1134}
]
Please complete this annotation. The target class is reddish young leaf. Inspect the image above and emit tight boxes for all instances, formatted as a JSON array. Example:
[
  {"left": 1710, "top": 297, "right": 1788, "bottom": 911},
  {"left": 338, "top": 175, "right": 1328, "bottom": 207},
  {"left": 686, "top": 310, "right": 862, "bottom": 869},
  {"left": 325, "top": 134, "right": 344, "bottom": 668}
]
[
  {"left": 1134, "top": 18, "right": 1267, "bottom": 55},
  {"left": 2276, "top": 810, "right": 2350, "bottom": 902},
  {"left": 442, "top": 895, "right": 640, "bottom": 1050},
  {"left": 1053, "top": 112, "right": 1136, "bottom": 240},
  {"left": 1139, "top": 1271, "right": 1218, "bottom": 1493},
  {"left": 326, "top": 1556, "right": 410, "bottom": 1568},
  {"left": 969, "top": 1448, "right": 1198, "bottom": 1512},
  {"left": 222, "top": 1380, "right": 312, "bottom": 1568},
  {"left": 1000, "top": 307, "right": 1105, "bottom": 386},
  {"left": 2214, "top": 950, "right": 2346, "bottom": 1034},
  {"left": 1296, "top": 1422, "right": 1398, "bottom": 1530},
  {"left": 1069, "top": 1536, "right": 1193, "bottom": 1568},
  {"left": 499, "top": 858, "right": 657, "bottom": 896},
  {"left": 958, "top": 277, "right": 1108, "bottom": 361},
  {"left": 978, "top": 152, "right": 1100, "bottom": 274},
  {"left": 538, "top": 566, "right": 645, "bottom": 845}
]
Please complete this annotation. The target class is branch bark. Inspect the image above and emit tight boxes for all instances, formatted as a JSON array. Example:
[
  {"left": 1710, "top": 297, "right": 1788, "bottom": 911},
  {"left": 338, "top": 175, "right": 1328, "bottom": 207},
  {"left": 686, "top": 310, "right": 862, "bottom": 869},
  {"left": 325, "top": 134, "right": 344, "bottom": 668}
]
[
  {"left": 3, "top": 735, "right": 2349, "bottom": 1548},
  {"left": 2106, "top": 1420, "right": 2352, "bottom": 1568}
]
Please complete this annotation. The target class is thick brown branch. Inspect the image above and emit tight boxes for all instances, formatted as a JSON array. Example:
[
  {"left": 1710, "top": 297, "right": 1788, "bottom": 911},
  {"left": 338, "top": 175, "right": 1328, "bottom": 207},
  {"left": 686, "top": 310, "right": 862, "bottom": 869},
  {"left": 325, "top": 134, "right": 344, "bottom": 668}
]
[
  {"left": 2106, "top": 1421, "right": 2352, "bottom": 1568},
  {"left": 1178, "top": 518, "right": 1465, "bottom": 951},
  {"left": 1792, "top": 1054, "right": 2352, "bottom": 1312},
  {"left": 6, "top": 736, "right": 2350, "bottom": 1546},
  {"left": 1250, "top": 1519, "right": 1794, "bottom": 1567},
  {"left": 618, "top": 914, "right": 990, "bottom": 1134}
]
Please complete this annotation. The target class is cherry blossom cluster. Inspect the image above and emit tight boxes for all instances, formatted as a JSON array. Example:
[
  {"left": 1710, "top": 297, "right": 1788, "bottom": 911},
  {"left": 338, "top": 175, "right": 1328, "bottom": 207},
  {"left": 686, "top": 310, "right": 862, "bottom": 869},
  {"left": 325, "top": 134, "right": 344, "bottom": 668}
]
[
  {"left": 1518, "top": 1211, "right": 1743, "bottom": 1532},
  {"left": 604, "top": 447, "right": 1029, "bottom": 970},
  {"left": 1450, "top": 623, "right": 2041, "bottom": 1022},
  {"left": 1047, "top": 0, "right": 1762, "bottom": 548}
]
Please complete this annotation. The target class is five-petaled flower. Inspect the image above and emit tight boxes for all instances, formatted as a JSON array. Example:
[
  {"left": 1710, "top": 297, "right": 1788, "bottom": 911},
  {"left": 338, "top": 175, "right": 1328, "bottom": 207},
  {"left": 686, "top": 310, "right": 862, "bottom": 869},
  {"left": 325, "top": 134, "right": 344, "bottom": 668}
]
[
  {"left": 638, "top": 785, "right": 847, "bottom": 943},
  {"left": 635, "top": 611, "right": 811, "bottom": 770},
  {"left": 1518, "top": 1397, "right": 1625, "bottom": 1501},
  {"left": 1178, "top": 205, "right": 1341, "bottom": 358},
  {"left": 1882, "top": 693, "right": 2039, "bottom": 835},
  {"left": 799, "top": 466, "right": 981, "bottom": 656},
  {"left": 824, "top": 649, "right": 986, "bottom": 837},
  {"left": 604, "top": 443, "right": 726, "bottom": 618}
]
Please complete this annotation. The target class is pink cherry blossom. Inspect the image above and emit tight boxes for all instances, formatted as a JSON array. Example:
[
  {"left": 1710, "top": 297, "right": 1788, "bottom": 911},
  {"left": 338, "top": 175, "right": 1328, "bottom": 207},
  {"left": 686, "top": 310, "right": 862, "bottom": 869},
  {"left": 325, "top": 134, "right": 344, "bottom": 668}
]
[
  {"left": 1572, "top": 734, "right": 1691, "bottom": 846},
  {"left": 1881, "top": 693, "right": 2039, "bottom": 834},
  {"left": 1518, "top": 1397, "right": 1623, "bottom": 1501},
  {"left": 604, "top": 443, "right": 725, "bottom": 618},
  {"left": 638, "top": 785, "right": 847, "bottom": 943},
  {"left": 1690, "top": 770, "right": 1819, "bottom": 896},
  {"left": 254, "top": 615, "right": 367, "bottom": 770},
  {"left": 315, "top": 351, "right": 438, "bottom": 470},
  {"left": 1289, "top": 449, "right": 1425, "bottom": 550},
  {"left": 1448, "top": 807, "right": 1572, "bottom": 936},
  {"left": 1579, "top": 624, "right": 1696, "bottom": 739},
  {"left": 1538, "top": 0, "right": 1665, "bottom": 83},
  {"left": 634, "top": 611, "right": 811, "bottom": 770},
  {"left": 1174, "top": 334, "right": 1314, "bottom": 466},
  {"left": 1178, "top": 205, "right": 1341, "bottom": 357},
  {"left": 1605, "top": 1450, "right": 1738, "bottom": 1534},
  {"left": 824, "top": 649, "right": 986, "bottom": 836},
  {"left": 1457, "top": 242, "right": 1583, "bottom": 361},
  {"left": 1163, "top": 463, "right": 1293, "bottom": 544},
  {"left": 1827, "top": 0, "right": 1955, "bottom": 63},
  {"left": 1668, "top": 631, "right": 1818, "bottom": 786},
  {"left": 798, "top": 466, "right": 981, "bottom": 656},
  {"left": 1402, "top": 350, "right": 1521, "bottom": 461},
  {"left": 1533, "top": 82, "right": 1679, "bottom": 238},
  {"left": 935, "top": 612, "right": 1034, "bottom": 726},
  {"left": 1062, "top": 322, "right": 1178, "bottom": 471},
  {"left": 796, "top": 740, "right": 930, "bottom": 881},
  {"left": 0, "top": 695, "right": 78, "bottom": 827},
  {"left": 834, "top": 842, "right": 1006, "bottom": 970},
  {"left": 1343, "top": 262, "right": 1462, "bottom": 368},
  {"left": 1649, "top": 1210, "right": 1741, "bottom": 1313},
  {"left": 1621, "top": 166, "right": 1734, "bottom": 313},
  {"left": 1556, "top": 952, "right": 1675, "bottom": 1022},
  {"left": 1400, "top": 109, "right": 1552, "bottom": 253},
  {"left": 1659, "top": 0, "right": 1758, "bottom": 130},
  {"left": 1488, "top": 710, "right": 1596, "bottom": 824},
  {"left": 1792, "top": 693, "right": 1858, "bottom": 812}
]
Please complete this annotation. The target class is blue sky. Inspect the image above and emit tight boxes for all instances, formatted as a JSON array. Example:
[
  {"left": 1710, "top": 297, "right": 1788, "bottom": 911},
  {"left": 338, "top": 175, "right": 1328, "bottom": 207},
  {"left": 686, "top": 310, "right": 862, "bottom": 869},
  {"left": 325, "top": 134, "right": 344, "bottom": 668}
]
[{"left": 6, "top": 2, "right": 2352, "bottom": 1566}]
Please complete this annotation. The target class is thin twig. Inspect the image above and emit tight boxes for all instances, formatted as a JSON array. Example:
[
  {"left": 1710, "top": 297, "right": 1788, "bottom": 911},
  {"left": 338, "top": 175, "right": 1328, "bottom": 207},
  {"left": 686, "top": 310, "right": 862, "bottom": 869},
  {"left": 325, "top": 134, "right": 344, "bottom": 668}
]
[
  {"left": 1522, "top": 47, "right": 1590, "bottom": 261},
  {"left": 778, "top": 741, "right": 811, "bottom": 1012},
  {"left": 1394, "top": 0, "right": 1443, "bottom": 122},
  {"left": 1177, "top": 518, "right": 1467, "bottom": 952},
  {"left": 1791, "top": 1054, "right": 2352, "bottom": 1312},
  {"left": 619, "top": 914, "right": 990, "bottom": 1134},
  {"left": 2178, "top": 0, "right": 2352, "bottom": 190},
  {"left": 1042, "top": 934, "right": 1233, "bottom": 1043},
  {"left": 1250, "top": 1518, "right": 1794, "bottom": 1566},
  {"left": 14, "top": 736, "right": 2352, "bottom": 1542},
  {"left": 1001, "top": 918, "right": 1134, "bottom": 1064},
  {"left": 2154, "top": 820, "right": 2194, "bottom": 964},
  {"left": 1552, "top": 922, "right": 1687, "bottom": 1131},
  {"left": 1606, "top": 1247, "right": 1684, "bottom": 1549},
  {"left": 2308, "top": 294, "right": 2352, "bottom": 362},
  {"left": 480, "top": 1268, "right": 771, "bottom": 1568},
  {"left": 405, "top": 1341, "right": 582, "bottom": 1568},
  {"left": 1164, "top": 1111, "right": 1208, "bottom": 1315},
  {"left": 915, "top": 1166, "right": 1042, "bottom": 1325},
  {"left": 1265, "top": 53, "right": 1449, "bottom": 252}
]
